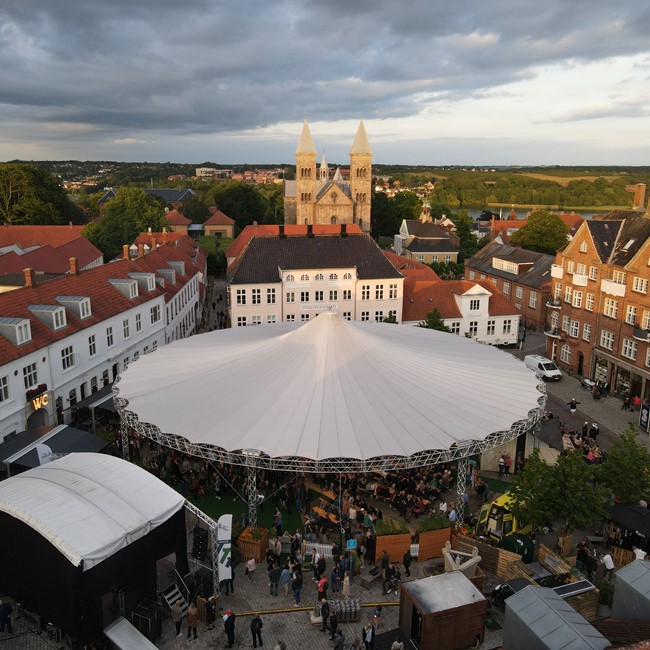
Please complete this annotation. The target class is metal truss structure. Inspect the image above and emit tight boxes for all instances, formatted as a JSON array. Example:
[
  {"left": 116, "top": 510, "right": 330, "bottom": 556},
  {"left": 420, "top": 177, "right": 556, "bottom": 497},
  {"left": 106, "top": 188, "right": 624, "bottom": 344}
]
[{"left": 184, "top": 500, "right": 219, "bottom": 598}]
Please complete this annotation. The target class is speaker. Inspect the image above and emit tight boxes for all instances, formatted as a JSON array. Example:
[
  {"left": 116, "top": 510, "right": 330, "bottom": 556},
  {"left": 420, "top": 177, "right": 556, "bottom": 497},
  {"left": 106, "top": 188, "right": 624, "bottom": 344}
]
[
  {"left": 195, "top": 567, "right": 214, "bottom": 599},
  {"left": 192, "top": 526, "right": 209, "bottom": 561}
]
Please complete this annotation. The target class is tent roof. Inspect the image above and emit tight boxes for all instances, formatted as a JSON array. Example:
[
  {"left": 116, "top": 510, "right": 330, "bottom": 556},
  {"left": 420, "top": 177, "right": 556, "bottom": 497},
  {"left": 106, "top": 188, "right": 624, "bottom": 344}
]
[
  {"left": 0, "top": 453, "right": 185, "bottom": 570},
  {"left": 116, "top": 313, "right": 543, "bottom": 464}
]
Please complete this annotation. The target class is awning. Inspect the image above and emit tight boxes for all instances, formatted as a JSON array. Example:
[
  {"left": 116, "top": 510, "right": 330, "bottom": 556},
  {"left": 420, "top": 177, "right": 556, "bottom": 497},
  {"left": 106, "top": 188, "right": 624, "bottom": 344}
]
[
  {"left": 104, "top": 617, "right": 158, "bottom": 649},
  {"left": 73, "top": 384, "right": 116, "bottom": 413}
]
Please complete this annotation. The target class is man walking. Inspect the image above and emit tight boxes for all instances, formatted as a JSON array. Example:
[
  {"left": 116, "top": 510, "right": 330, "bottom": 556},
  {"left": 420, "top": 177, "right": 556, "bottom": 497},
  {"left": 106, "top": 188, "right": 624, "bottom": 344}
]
[
  {"left": 250, "top": 614, "right": 263, "bottom": 648},
  {"left": 320, "top": 598, "right": 330, "bottom": 633},
  {"left": 224, "top": 609, "right": 236, "bottom": 648}
]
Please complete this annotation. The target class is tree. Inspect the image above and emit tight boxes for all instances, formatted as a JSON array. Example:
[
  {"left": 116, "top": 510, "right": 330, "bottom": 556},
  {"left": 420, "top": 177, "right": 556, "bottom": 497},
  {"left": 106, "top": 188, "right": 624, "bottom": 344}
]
[
  {"left": 371, "top": 191, "right": 400, "bottom": 238},
  {"left": 180, "top": 195, "right": 210, "bottom": 223},
  {"left": 449, "top": 210, "right": 480, "bottom": 261},
  {"left": 391, "top": 191, "right": 422, "bottom": 222},
  {"left": 382, "top": 312, "right": 398, "bottom": 324},
  {"left": 204, "top": 181, "right": 266, "bottom": 231},
  {"left": 0, "top": 163, "right": 84, "bottom": 225},
  {"left": 418, "top": 308, "right": 451, "bottom": 332},
  {"left": 509, "top": 210, "right": 570, "bottom": 255},
  {"left": 597, "top": 423, "right": 650, "bottom": 503},
  {"left": 83, "top": 187, "right": 167, "bottom": 260}
]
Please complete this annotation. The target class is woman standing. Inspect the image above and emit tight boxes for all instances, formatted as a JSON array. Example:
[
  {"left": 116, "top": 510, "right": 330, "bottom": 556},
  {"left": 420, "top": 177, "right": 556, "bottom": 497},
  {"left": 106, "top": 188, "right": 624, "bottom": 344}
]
[{"left": 186, "top": 602, "right": 198, "bottom": 641}]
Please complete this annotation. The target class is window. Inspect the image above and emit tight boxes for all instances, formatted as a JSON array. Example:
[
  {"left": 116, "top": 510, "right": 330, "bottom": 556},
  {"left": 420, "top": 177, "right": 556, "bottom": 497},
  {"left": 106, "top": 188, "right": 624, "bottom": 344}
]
[
  {"left": 432, "top": 255, "right": 438, "bottom": 263},
  {"left": 502, "top": 282, "right": 510, "bottom": 295},
  {"left": 492, "top": 278, "right": 498, "bottom": 286},
  {"left": 61, "top": 345, "right": 75, "bottom": 370},
  {"left": 343, "top": 273, "right": 352, "bottom": 280},
  {"left": 376, "top": 285, "right": 384, "bottom": 300},
  {"left": 91, "top": 376, "right": 98, "bottom": 392},
  {"left": 622, "top": 338, "right": 637, "bottom": 360},
  {"left": 0, "top": 376, "right": 8, "bottom": 403},
  {"left": 604, "top": 298, "right": 618, "bottom": 319},
  {"left": 300, "top": 274, "right": 309, "bottom": 281},
  {"left": 643, "top": 310, "right": 650, "bottom": 330},
  {"left": 80, "top": 299, "right": 91, "bottom": 319},
  {"left": 123, "top": 357, "right": 129, "bottom": 371},
  {"left": 252, "top": 288, "right": 261, "bottom": 305},
  {"left": 374, "top": 311, "right": 384, "bottom": 322},
  {"left": 529, "top": 292, "right": 537, "bottom": 309},
  {"left": 487, "top": 320, "right": 495, "bottom": 335},
  {"left": 576, "top": 263, "right": 587, "bottom": 275},
  {"left": 612, "top": 270, "right": 626, "bottom": 285},
  {"left": 600, "top": 329, "right": 614, "bottom": 350},
  {"left": 470, "top": 299, "right": 480, "bottom": 310},
  {"left": 314, "top": 290, "right": 323, "bottom": 301},
  {"left": 286, "top": 292, "right": 295, "bottom": 303},
  {"left": 389, "top": 284, "right": 398, "bottom": 299},
  {"left": 388, "top": 310, "right": 397, "bottom": 321},
  {"left": 343, "top": 312, "right": 351, "bottom": 320},
  {"left": 589, "top": 266, "right": 598, "bottom": 280},
  {"left": 251, "top": 315, "right": 262, "bottom": 325},
  {"left": 361, "top": 311, "right": 370, "bottom": 322},
  {"left": 237, "top": 316, "right": 247, "bottom": 327},
  {"left": 315, "top": 273, "right": 324, "bottom": 281},
  {"left": 562, "top": 315, "right": 570, "bottom": 332},
  {"left": 469, "top": 321, "right": 478, "bottom": 336},
  {"left": 626, "top": 305, "right": 637, "bottom": 325},
  {"left": 551, "top": 311, "right": 559, "bottom": 328},
  {"left": 580, "top": 241, "right": 588, "bottom": 253},
  {"left": 343, "top": 290, "right": 352, "bottom": 300},
  {"left": 560, "top": 344, "right": 571, "bottom": 364},
  {"left": 301, "top": 313, "right": 310, "bottom": 322},
  {"left": 329, "top": 290, "right": 338, "bottom": 301},
  {"left": 583, "top": 323, "right": 592, "bottom": 341},
  {"left": 572, "top": 291, "right": 583, "bottom": 308},
  {"left": 286, "top": 314, "right": 295, "bottom": 322},
  {"left": 23, "top": 362, "right": 38, "bottom": 389},
  {"left": 300, "top": 291, "right": 309, "bottom": 302},
  {"left": 152, "top": 340, "right": 158, "bottom": 352},
  {"left": 502, "top": 320, "right": 512, "bottom": 334},
  {"left": 567, "top": 261, "right": 575, "bottom": 274},
  {"left": 267, "top": 314, "right": 277, "bottom": 324},
  {"left": 515, "top": 287, "right": 523, "bottom": 300},
  {"left": 16, "top": 321, "right": 31, "bottom": 345},
  {"left": 150, "top": 305, "right": 161, "bottom": 324},
  {"left": 445, "top": 255, "right": 452, "bottom": 263},
  {"left": 54, "top": 308, "right": 66, "bottom": 330},
  {"left": 236, "top": 289, "right": 246, "bottom": 305},
  {"left": 633, "top": 277, "right": 648, "bottom": 294},
  {"left": 564, "top": 286, "right": 573, "bottom": 303},
  {"left": 68, "top": 389, "right": 77, "bottom": 406},
  {"left": 469, "top": 271, "right": 475, "bottom": 280},
  {"left": 450, "top": 322, "right": 460, "bottom": 334},
  {"left": 106, "top": 326, "right": 114, "bottom": 347},
  {"left": 286, "top": 274, "right": 294, "bottom": 282},
  {"left": 267, "top": 288, "right": 276, "bottom": 304},
  {"left": 135, "top": 313, "right": 142, "bottom": 332},
  {"left": 123, "top": 319, "right": 130, "bottom": 338},
  {"left": 570, "top": 320, "right": 579, "bottom": 338},
  {"left": 361, "top": 285, "right": 370, "bottom": 300},
  {"left": 329, "top": 273, "right": 338, "bottom": 281},
  {"left": 646, "top": 348, "right": 650, "bottom": 368},
  {"left": 586, "top": 293, "right": 595, "bottom": 311},
  {"left": 554, "top": 283, "right": 562, "bottom": 299},
  {"left": 88, "top": 335, "right": 96, "bottom": 357},
  {"left": 416, "top": 255, "right": 425, "bottom": 263}
]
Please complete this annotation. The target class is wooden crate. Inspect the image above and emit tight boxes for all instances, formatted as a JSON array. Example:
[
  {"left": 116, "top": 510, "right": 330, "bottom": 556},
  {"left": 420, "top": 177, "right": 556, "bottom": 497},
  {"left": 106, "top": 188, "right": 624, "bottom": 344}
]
[
  {"left": 566, "top": 590, "right": 599, "bottom": 622},
  {"left": 609, "top": 545, "right": 635, "bottom": 568},
  {"left": 538, "top": 544, "right": 572, "bottom": 578}
]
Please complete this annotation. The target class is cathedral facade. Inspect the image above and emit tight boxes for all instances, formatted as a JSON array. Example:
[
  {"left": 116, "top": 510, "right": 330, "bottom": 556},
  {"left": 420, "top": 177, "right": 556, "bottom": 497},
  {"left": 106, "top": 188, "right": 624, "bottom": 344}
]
[{"left": 283, "top": 119, "right": 372, "bottom": 233}]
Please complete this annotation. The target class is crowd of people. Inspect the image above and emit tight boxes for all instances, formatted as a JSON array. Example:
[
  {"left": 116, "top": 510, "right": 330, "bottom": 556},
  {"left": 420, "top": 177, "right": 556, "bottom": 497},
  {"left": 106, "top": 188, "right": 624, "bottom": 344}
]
[{"left": 563, "top": 420, "right": 605, "bottom": 463}]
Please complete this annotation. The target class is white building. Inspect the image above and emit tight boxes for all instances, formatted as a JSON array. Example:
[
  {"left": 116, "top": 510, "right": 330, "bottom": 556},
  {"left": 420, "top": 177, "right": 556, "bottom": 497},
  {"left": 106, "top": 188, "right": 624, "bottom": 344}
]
[
  {"left": 0, "top": 237, "right": 206, "bottom": 441},
  {"left": 227, "top": 225, "right": 404, "bottom": 325}
]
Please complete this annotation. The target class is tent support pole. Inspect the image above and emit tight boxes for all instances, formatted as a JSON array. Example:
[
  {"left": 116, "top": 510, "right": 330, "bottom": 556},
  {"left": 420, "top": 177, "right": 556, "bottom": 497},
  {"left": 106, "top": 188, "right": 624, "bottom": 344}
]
[
  {"left": 184, "top": 501, "right": 219, "bottom": 600},
  {"left": 121, "top": 420, "right": 129, "bottom": 461},
  {"left": 456, "top": 457, "right": 469, "bottom": 527},
  {"left": 246, "top": 458, "right": 258, "bottom": 529}
]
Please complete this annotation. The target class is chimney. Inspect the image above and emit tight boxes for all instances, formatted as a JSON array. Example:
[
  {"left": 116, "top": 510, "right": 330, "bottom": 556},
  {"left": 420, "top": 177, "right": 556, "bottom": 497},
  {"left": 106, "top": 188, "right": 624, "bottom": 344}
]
[
  {"left": 138, "top": 243, "right": 144, "bottom": 258},
  {"left": 253, "top": 220, "right": 258, "bottom": 228},
  {"left": 23, "top": 267, "right": 35, "bottom": 288},
  {"left": 123, "top": 245, "right": 130, "bottom": 260},
  {"left": 307, "top": 224, "right": 314, "bottom": 238},
  {"left": 162, "top": 230, "right": 168, "bottom": 244},
  {"left": 633, "top": 183, "right": 646, "bottom": 210},
  {"left": 340, "top": 223, "right": 348, "bottom": 238},
  {"left": 151, "top": 237, "right": 157, "bottom": 249},
  {"left": 69, "top": 257, "right": 78, "bottom": 275},
  {"left": 148, "top": 226, "right": 152, "bottom": 233},
  {"left": 278, "top": 225, "right": 286, "bottom": 239}
]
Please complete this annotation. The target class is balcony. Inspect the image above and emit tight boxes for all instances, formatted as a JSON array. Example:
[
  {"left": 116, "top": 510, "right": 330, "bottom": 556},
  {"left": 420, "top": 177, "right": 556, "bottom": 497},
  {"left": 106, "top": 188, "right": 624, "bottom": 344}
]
[
  {"left": 601, "top": 278, "right": 626, "bottom": 297},
  {"left": 572, "top": 274, "right": 588, "bottom": 287},
  {"left": 550, "top": 264, "right": 564, "bottom": 279},
  {"left": 546, "top": 298, "right": 562, "bottom": 309},
  {"left": 544, "top": 325, "right": 562, "bottom": 339},
  {"left": 633, "top": 326, "right": 650, "bottom": 342}
]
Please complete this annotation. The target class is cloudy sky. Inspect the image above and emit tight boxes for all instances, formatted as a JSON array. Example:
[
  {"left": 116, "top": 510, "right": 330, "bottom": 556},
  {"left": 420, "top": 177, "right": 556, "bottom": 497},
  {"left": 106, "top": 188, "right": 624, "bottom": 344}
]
[{"left": 1, "top": 0, "right": 649, "bottom": 165}]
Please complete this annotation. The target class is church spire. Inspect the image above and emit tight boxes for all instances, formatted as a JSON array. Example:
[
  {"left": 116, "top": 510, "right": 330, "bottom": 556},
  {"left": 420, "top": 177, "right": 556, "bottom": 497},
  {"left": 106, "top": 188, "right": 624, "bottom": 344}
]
[
  {"left": 320, "top": 150, "right": 329, "bottom": 181},
  {"left": 350, "top": 120, "right": 372, "bottom": 155},
  {"left": 296, "top": 117, "right": 317, "bottom": 155}
]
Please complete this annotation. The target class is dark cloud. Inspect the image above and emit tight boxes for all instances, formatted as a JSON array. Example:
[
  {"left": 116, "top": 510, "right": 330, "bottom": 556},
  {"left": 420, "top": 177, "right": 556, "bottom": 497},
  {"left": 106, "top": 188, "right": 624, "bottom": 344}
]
[{"left": 0, "top": 0, "right": 648, "bottom": 160}]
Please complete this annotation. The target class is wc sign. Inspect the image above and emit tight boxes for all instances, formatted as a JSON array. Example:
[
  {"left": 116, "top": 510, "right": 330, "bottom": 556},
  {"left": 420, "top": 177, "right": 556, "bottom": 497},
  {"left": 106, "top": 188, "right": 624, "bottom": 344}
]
[{"left": 31, "top": 393, "right": 49, "bottom": 410}]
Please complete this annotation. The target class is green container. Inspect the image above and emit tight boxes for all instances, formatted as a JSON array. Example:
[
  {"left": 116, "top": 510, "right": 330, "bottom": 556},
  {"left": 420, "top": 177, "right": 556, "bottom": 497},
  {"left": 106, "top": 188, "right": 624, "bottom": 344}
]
[{"left": 502, "top": 533, "right": 535, "bottom": 563}]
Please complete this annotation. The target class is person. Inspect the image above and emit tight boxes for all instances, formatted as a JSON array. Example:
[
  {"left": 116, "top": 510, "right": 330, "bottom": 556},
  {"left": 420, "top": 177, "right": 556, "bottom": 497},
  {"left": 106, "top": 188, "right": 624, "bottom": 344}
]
[
  {"left": 333, "top": 629, "right": 345, "bottom": 650},
  {"left": 171, "top": 599, "right": 183, "bottom": 637},
  {"left": 576, "top": 540, "right": 589, "bottom": 575},
  {"left": 402, "top": 548, "right": 412, "bottom": 577},
  {"left": 383, "top": 563, "right": 396, "bottom": 595},
  {"left": 250, "top": 614, "right": 263, "bottom": 648},
  {"left": 342, "top": 570, "right": 351, "bottom": 599},
  {"left": 601, "top": 552, "right": 615, "bottom": 581},
  {"left": 205, "top": 595, "right": 216, "bottom": 630},
  {"left": 503, "top": 454, "right": 512, "bottom": 476},
  {"left": 330, "top": 566, "right": 342, "bottom": 596},
  {"left": 363, "top": 622, "right": 376, "bottom": 649},
  {"left": 274, "top": 642, "right": 287, "bottom": 650},
  {"left": 498, "top": 455, "right": 505, "bottom": 478},
  {"left": 317, "top": 554, "right": 326, "bottom": 582},
  {"left": 391, "top": 639, "right": 404, "bottom": 650},
  {"left": 373, "top": 605, "right": 382, "bottom": 628},
  {"left": 622, "top": 395, "right": 630, "bottom": 410},
  {"left": 246, "top": 556, "right": 257, "bottom": 581},
  {"left": 582, "top": 421, "right": 589, "bottom": 437},
  {"left": 186, "top": 602, "right": 198, "bottom": 640},
  {"left": 269, "top": 562, "right": 282, "bottom": 596},
  {"left": 274, "top": 508, "right": 283, "bottom": 536},
  {"left": 224, "top": 609, "right": 236, "bottom": 648},
  {"left": 0, "top": 598, "right": 13, "bottom": 634},
  {"left": 567, "top": 398, "right": 579, "bottom": 415},
  {"left": 320, "top": 598, "right": 330, "bottom": 633},
  {"left": 317, "top": 575, "right": 329, "bottom": 601},
  {"left": 380, "top": 549, "right": 389, "bottom": 574},
  {"left": 281, "top": 563, "right": 291, "bottom": 596},
  {"left": 351, "top": 637, "right": 364, "bottom": 650},
  {"left": 329, "top": 608, "right": 339, "bottom": 640}
]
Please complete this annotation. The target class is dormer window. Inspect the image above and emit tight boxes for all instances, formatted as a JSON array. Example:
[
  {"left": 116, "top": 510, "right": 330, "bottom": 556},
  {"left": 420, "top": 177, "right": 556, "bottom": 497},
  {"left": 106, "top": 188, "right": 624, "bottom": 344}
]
[
  {"left": 16, "top": 321, "right": 31, "bottom": 344},
  {"left": 0, "top": 317, "right": 32, "bottom": 346},
  {"left": 329, "top": 273, "right": 338, "bottom": 280},
  {"left": 579, "top": 241, "right": 588, "bottom": 253},
  {"left": 28, "top": 305, "right": 67, "bottom": 331},
  {"left": 56, "top": 296, "right": 91, "bottom": 320},
  {"left": 109, "top": 279, "right": 139, "bottom": 299},
  {"left": 300, "top": 274, "right": 309, "bottom": 281},
  {"left": 54, "top": 308, "right": 66, "bottom": 330},
  {"left": 315, "top": 273, "right": 324, "bottom": 281},
  {"left": 343, "top": 273, "right": 352, "bottom": 280},
  {"left": 286, "top": 274, "right": 295, "bottom": 282},
  {"left": 129, "top": 272, "right": 157, "bottom": 292}
]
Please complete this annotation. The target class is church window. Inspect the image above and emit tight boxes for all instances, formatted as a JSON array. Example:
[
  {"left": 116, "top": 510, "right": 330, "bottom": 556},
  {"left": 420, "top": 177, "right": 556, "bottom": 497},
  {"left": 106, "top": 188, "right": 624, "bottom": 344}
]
[
  {"left": 331, "top": 216, "right": 337, "bottom": 224},
  {"left": 359, "top": 219, "right": 363, "bottom": 229}
]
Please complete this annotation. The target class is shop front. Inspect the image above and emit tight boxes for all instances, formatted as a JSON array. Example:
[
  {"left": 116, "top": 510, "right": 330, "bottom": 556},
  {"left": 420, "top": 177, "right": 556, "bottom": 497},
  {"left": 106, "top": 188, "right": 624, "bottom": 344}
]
[{"left": 593, "top": 351, "right": 650, "bottom": 401}]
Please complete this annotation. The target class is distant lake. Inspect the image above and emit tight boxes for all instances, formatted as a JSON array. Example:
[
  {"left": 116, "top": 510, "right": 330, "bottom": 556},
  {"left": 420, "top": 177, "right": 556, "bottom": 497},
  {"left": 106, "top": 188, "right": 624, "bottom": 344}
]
[{"left": 465, "top": 207, "right": 597, "bottom": 221}]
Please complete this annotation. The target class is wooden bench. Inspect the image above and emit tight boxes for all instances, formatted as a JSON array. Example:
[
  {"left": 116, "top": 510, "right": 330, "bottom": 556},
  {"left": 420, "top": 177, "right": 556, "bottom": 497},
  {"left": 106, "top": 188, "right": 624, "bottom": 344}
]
[{"left": 360, "top": 570, "right": 383, "bottom": 590}]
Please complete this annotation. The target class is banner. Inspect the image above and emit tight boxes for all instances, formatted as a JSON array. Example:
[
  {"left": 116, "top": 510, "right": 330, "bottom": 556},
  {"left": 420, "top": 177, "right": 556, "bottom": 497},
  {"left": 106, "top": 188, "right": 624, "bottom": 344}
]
[
  {"left": 217, "top": 514, "right": 232, "bottom": 582},
  {"left": 640, "top": 402, "right": 650, "bottom": 433},
  {"left": 36, "top": 443, "right": 53, "bottom": 466}
]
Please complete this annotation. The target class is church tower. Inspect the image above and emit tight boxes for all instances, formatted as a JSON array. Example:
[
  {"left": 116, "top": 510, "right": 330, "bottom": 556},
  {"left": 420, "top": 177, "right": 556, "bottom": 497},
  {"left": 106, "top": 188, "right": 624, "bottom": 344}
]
[
  {"left": 295, "top": 118, "right": 317, "bottom": 226},
  {"left": 349, "top": 120, "right": 372, "bottom": 232}
]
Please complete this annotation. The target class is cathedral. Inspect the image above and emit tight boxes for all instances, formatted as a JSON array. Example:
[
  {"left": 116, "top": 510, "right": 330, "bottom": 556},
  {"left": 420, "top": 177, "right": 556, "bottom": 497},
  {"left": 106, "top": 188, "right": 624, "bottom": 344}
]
[{"left": 283, "top": 119, "right": 373, "bottom": 233}]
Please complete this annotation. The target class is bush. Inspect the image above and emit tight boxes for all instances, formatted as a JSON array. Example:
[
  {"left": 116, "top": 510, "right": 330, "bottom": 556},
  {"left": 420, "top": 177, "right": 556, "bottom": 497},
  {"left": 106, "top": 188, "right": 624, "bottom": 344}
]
[
  {"left": 374, "top": 519, "right": 409, "bottom": 535},
  {"left": 417, "top": 514, "right": 451, "bottom": 533},
  {"left": 596, "top": 579, "right": 614, "bottom": 606}
]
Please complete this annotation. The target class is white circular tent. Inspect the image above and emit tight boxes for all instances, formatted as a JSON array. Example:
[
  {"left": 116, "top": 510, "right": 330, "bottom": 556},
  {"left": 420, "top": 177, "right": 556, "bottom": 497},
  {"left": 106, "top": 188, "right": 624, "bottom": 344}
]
[{"left": 116, "top": 313, "right": 545, "bottom": 473}]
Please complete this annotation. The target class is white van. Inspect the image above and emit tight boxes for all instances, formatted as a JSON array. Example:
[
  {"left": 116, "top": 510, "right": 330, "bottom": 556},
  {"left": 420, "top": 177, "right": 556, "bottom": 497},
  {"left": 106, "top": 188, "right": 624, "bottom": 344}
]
[{"left": 524, "top": 355, "right": 563, "bottom": 381}]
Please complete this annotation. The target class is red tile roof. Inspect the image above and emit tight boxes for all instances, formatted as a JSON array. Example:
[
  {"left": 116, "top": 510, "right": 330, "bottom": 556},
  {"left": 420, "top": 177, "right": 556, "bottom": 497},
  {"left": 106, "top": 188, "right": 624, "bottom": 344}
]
[
  {"left": 205, "top": 209, "right": 235, "bottom": 226},
  {"left": 0, "top": 224, "right": 86, "bottom": 248},
  {"left": 165, "top": 209, "right": 191, "bottom": 226},
  {"left": 0, "top": 238, "right": 102, "bottom": 275},
  {"left": 0, "top": 241, "right": 203, "bottom": 366},
  {"left": 382, "top": 250, "right": 440, "bottom": 279},
  {"left": 226, "top": 223, "right": 364, "bottom": 265}
]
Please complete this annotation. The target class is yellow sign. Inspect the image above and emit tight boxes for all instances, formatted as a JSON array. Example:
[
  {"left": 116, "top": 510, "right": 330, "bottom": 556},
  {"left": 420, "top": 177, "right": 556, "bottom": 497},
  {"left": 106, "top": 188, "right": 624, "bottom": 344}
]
[{"left": 31, "top": 393, "right": 49, "bottom": 410}]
